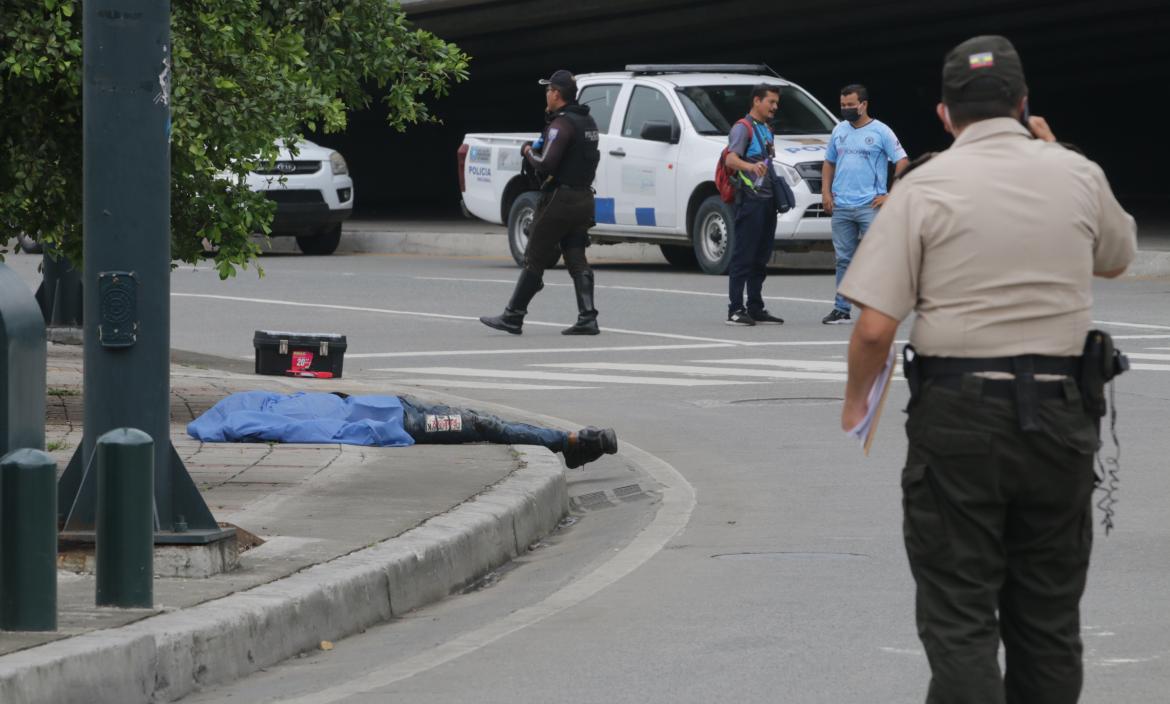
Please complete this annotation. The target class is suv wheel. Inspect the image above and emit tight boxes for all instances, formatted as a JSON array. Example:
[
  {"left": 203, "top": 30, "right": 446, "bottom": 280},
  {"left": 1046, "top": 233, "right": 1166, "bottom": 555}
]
[
  {"left": 296, "top": 223, "right": 341, "bottom": 256},
  {"left": 692, "top": 196, "right": 735, "bottom": 274},
  {"left": 507, "top": 191, "right": 540, "bottom": 267}
]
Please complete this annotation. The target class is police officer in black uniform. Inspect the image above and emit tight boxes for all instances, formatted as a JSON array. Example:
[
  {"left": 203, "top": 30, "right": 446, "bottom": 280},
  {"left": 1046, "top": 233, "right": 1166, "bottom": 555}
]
[{"left": 481, "top": 70, "right": 602, "bottom": 335}]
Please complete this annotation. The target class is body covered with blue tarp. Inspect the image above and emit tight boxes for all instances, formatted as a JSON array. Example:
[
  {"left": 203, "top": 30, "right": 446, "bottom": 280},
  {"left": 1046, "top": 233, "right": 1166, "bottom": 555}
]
[{"left": 187, "top": 391, "right": 415, "bottom": 447}]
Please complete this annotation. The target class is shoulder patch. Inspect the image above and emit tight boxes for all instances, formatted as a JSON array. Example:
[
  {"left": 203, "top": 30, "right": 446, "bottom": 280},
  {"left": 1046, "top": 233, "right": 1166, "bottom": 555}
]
[{"left": 897, "top": 151, "right": 938, "bottom": 180}]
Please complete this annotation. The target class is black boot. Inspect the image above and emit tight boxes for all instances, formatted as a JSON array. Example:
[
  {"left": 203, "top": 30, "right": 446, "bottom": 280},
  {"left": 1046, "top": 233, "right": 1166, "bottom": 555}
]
[
  {"left": 561, "top": 426, "right": 618, "bottom": 469},
  {"left": 481, "top": 269, "right": 543, "bottom": 334},
  {"left": 561, "top": 271, "right": 599, "bottom": 335}
]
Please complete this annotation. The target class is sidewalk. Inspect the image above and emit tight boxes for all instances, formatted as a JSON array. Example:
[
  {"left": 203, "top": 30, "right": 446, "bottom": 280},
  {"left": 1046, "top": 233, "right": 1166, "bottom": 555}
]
[{"left": 0, "top": 343, "right": 569, "bottom": 704}]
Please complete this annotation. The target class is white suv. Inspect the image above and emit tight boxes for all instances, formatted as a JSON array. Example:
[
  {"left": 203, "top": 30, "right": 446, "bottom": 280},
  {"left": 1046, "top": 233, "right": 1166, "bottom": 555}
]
[
  {"left": 246, "top": 139, "right": 354, "bottom": 255},
  {"left": 459, "top": 64, "right": 838, "bottom": 274}
]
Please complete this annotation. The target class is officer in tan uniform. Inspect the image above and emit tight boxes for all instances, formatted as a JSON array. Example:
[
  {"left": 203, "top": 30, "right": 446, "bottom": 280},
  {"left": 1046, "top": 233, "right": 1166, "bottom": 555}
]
[{"left": 838, "top": 36, "right": 1137, "bottom": 704}]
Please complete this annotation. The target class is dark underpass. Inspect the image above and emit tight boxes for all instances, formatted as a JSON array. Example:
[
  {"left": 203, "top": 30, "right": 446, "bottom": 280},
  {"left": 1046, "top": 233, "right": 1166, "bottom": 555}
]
[{"left": 310, "top": 0, "right": 1168, "bottom": 219}]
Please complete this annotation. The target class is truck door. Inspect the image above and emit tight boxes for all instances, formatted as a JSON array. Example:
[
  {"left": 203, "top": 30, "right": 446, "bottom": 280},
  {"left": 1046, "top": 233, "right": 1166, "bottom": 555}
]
[
  {"left": 606, "top": 84, "right": 680, "bottom": 231},
  {"left": 575, "top": 82, "right": 622, "bottom": 232}
]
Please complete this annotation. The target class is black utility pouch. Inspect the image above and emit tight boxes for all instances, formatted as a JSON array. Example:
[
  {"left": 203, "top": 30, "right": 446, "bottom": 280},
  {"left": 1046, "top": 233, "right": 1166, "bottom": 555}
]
[{"left": 1080, "top": 329, "right": 1129, "bottom": 417}]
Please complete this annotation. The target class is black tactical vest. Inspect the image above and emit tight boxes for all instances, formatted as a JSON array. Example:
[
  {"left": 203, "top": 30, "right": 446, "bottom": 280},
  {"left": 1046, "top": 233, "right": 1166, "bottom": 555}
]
[{"left": 554, "top": 105, "right": 601, "bottom": 187}]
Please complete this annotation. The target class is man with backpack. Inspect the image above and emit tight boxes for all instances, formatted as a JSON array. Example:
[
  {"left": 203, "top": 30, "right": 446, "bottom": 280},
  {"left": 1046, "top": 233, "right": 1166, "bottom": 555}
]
[{"left": 722, "top": 84, "right": 789, "bottom": 326}]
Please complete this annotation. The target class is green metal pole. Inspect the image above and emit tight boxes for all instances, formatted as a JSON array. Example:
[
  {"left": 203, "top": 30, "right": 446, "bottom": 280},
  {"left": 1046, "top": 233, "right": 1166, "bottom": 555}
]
[
  {"left": 95, "top": 429, "right": 153, "bottom": 608},
  {"left": 0, "top": 449, "right": 57, "bottom": 631},
  {"left": 81, "top": 0, "right": 174, "bottom": 527}
]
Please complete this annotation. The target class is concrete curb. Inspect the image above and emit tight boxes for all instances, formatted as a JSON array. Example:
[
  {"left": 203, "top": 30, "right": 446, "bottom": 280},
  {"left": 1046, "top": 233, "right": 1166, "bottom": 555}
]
[{"left": 0, "top": 449, "right": 568, "bottom": 704}]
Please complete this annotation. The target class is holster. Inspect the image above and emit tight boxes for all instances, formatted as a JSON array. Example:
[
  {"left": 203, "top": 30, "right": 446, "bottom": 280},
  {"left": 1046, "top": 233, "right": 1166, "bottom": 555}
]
[{"left": 1079, "top": 329, "right": 1130, "bottom": 417}]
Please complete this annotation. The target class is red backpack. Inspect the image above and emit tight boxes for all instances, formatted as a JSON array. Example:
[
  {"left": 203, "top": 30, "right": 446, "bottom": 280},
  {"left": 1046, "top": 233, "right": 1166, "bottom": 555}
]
[{"left": 715, "top": 118, "right": 756, "bottom": 204}]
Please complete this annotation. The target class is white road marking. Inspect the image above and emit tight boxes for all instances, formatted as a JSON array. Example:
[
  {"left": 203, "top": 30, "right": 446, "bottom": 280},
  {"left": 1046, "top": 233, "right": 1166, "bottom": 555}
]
[
  {"left": 1130, "top": 363, "right": 1170, "bottom": 372},
  {"left": 1094, "top": 319, "right": 1170, "bottom": 331},
  {"left": 535, "top": 361, "right": 847, "bottom": 382},
  {"left": 1126, "top": 353, "right": 1170, "bottom": 361},
  {"left": 377, "top": 378, "right": 593, "bottom": 391},
  {"left": 172, "top": 293, "right": 753, "bottom": 346},
  {"left": 695, "top": 358, "right": 851, "bottom": 372},
  {"left": 414, "top": 275, "right": 832, "bottom": 304},
  {"left": 371, "top": 366, "right": 762, "bottom": 387},
  {"left": 274, "top": 440, "right": 697, "bottom": 704},
  {"left": 346, "top": 343, "right": 734, "bottom": 359}
]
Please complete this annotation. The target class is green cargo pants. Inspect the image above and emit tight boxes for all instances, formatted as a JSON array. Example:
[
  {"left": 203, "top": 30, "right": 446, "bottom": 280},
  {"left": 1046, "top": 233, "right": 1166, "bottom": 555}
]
[{"left": 902, "top": 376, "right": 1099, "bottom": 704}]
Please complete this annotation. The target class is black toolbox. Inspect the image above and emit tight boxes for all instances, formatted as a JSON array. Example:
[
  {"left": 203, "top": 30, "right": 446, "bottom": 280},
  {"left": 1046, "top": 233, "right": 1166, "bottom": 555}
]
[{"left": 253, "top": 330, "right": 347, "bottom": 378}]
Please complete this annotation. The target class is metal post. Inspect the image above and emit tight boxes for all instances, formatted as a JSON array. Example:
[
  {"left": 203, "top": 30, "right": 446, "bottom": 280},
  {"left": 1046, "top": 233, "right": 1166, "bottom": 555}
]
[
  {"left": 0, "top": 449, "right": 57, "bottom": 631},
  {"left": 0, "top": 263, "right": 46, "bottom": 456},
  {"left": 95, "top": 429, "right": 153, "bottom": 608},
  {"left": 59, "top": 0, "right": 229, "bottom": 545}
]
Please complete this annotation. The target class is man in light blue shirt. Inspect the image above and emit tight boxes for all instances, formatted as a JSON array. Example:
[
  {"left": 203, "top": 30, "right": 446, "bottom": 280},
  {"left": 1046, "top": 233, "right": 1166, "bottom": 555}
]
[{"left": 821, "top": 84, "right": 909, "bottom": 324}]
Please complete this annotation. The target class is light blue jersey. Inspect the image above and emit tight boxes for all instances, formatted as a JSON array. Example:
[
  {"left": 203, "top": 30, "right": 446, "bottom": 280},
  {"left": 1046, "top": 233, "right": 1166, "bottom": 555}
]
[{"left": 825, "top": 119, "right": 907, "bottom": 208}]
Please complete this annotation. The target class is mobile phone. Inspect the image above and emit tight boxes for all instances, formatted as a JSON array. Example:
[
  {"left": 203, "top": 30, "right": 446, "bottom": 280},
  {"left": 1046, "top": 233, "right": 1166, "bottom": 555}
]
[{"left": 1020, "top": 99, "right": 1031, "bottom": 127}]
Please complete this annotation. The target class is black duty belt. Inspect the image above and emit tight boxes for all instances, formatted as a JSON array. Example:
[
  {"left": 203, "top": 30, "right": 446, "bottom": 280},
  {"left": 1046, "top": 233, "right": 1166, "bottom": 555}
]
[
  {"left": 919, "top": 354, "right": 1080, "bottom": 378},
  {"left": 908, "top": 351, "right": 1083, "bottom": 432}
]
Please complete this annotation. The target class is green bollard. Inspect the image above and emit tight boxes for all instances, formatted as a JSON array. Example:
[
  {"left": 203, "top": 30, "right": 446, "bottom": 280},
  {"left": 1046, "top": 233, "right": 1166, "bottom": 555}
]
[
  {"left": 0, "top": 449, "right": 58, "bottom": 631},
  {"left": 95, "top": 429, "right": 154, "bottom": 608}
]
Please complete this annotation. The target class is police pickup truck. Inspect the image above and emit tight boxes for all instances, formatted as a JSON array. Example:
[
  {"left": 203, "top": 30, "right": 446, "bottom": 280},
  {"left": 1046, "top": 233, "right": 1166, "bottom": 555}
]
[{"left": 457, "top": 64, "right": 837, "bottom": 274}]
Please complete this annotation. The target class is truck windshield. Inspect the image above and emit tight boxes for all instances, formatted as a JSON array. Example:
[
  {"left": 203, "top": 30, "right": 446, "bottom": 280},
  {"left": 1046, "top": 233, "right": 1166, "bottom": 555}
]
[{"left": 676, "top": 85, "right": 836, "bottom": 136}]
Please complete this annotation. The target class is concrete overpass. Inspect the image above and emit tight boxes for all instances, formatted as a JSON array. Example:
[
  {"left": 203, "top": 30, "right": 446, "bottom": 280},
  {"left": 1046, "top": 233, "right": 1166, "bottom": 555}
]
[{"left": 324, "top": 0, "right": 1168, "bottom": 214}]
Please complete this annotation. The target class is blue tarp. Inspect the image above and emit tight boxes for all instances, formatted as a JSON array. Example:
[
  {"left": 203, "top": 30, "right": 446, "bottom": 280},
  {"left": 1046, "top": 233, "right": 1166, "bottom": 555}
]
[{"left": 187, "top": 391, "right": 415, "bottom": 447}]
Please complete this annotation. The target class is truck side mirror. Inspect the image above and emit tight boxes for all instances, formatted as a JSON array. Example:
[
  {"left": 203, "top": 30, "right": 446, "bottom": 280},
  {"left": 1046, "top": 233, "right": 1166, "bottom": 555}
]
[{"left": 640, "top": 121, "right": 677, "bottom": 144}]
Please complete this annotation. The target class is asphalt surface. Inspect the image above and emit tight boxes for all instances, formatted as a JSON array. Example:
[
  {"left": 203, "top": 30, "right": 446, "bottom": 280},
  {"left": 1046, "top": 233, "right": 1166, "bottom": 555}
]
[{"left": 6, "top": 244, "right": 1170, "bottom": 703}]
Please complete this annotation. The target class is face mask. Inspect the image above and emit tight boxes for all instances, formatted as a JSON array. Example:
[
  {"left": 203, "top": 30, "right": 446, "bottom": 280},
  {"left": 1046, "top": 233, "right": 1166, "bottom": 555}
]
[{"left": 840, "top": 107, "right": 861, "bottom": 122}]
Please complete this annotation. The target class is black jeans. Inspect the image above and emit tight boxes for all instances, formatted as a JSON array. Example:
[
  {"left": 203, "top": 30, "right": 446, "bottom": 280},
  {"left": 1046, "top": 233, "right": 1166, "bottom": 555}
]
[
  {"left": 902, "top": 377, "right": 1098, "bottom": 704},
  {"left": 728, "top": 195, "right": 776, "bottom": 314},
  {"left": 399, "top": 396, "right": 566, "bottom": 450},
  {"left": 524, "top": 188, "right": 594, "bottom": 277}
]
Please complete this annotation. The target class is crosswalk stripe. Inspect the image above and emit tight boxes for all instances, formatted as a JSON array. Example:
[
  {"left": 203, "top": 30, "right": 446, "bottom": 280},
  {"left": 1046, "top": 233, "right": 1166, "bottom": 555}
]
[
  {"left": 534, "top": 361, "right": 848, "bottom": 382},
  {"left": 693, "top": 358, "right": 851, "bottom": 372},
  {"left": 1126, "top": 353, "right": 1170, "bottom": 362},
  {"left": 1130, "top": 363, "right": 1170, "bottom": 372},
  {"left": 370, "top": 367, "right": 763, "bottom": 386},
  {"left": 379, "top": 378, "right": 595, "bottom": 391}
]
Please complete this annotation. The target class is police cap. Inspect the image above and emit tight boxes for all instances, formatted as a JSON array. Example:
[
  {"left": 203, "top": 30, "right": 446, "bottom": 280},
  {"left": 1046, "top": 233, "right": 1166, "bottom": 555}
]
[
  {"left": 538, "top": 69, "right": 577, "bottom": 100},
  {"left": 942, "top": 35, "right": 1028, "bottom": 103}
]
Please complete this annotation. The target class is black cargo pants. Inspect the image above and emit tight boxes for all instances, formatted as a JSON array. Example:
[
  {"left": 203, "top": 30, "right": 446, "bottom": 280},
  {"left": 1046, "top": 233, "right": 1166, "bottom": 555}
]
[
  {"left": 523, "top": 187, "right": 594, "bottom": 277},
  {"left": 902, "top": 376, "right": 1099, "bottom": 704}
]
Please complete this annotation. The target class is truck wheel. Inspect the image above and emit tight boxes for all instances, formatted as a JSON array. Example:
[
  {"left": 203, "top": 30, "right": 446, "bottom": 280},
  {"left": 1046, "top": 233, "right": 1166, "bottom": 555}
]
[
  {"left": 296, "top": 223, "right": 342, "bottom": 255},
  {"left": 659, "top": 244, "right": 697, "bottom": 268},
  {"left": 506, "top": 192, "right": 540, "bottom": 267},
  {"left": 692, "top": 196, "right": 735, "bottom": 275}
]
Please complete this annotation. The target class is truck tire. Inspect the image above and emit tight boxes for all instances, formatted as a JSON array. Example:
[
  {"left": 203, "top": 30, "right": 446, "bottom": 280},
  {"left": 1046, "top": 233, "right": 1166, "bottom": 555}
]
[
  {"left": 296, "top": 223, "right": 341, "bottom": 255},
  {"left": 506, "top": 191, "right": 540, "bottom": 267},
  {"left": 692, "top": 196, "right": 735, "bottom": 275},
  {"left": 659, "top": 244, "right": 697, "bottom": 268}
]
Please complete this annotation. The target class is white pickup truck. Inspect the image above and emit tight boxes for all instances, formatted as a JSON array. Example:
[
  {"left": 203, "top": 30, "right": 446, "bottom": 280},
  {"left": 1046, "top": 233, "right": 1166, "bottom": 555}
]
[{"left": 457, "top": 64, "right": 838, "bottom": 274}]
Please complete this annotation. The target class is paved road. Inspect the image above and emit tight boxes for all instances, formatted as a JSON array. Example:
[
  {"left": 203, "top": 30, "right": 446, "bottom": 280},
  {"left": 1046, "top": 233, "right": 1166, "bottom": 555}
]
[{"left": 8, "top": 249, "right": 1170, "bottom": 702}]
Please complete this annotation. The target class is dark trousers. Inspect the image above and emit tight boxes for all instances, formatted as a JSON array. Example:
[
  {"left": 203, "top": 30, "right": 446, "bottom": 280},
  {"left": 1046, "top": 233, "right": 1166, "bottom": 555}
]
[
  {"left": 728, "top": 195, "right": 776, "bottom": 314},
  {"left": 399, "top": 395, "right": 566, "bottom": 450},
  {"left": 902, "top": 377, "right": 1099, "bottom": 704},
  {"left": 524, "top": 188, "right": 594, "bottom": 277}
]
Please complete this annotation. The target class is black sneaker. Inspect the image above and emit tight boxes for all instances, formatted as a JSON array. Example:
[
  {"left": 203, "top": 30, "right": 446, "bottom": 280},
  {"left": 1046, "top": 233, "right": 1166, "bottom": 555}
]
[
  {"left": 748, "top": 309, "right": 784, "bottom": 325},
  {"left": 726, "top": 309, "right": 755, "bottom": 326},
  {"left": 562, "top": 427, "right": 619, "bottom": 469},
  {"left": 822, "top": 309, "right": 852, "bottom": 325}
]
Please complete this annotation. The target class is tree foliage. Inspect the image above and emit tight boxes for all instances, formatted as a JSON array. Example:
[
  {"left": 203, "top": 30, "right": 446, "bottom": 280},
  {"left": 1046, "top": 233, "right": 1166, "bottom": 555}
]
[{"left": 0, "top": 0, "right": 469, "bottom": 277}]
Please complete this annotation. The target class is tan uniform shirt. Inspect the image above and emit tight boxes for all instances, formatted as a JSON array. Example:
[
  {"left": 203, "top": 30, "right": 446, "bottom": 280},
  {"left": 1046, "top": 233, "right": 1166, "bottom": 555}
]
[{"left": 838, "top": 118, "right": 1137, "bottom": 357}]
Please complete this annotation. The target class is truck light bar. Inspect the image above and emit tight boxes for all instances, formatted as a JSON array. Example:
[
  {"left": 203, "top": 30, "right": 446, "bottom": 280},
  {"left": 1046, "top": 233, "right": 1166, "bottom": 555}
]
[{"left": 625, "top": 64, "right": 780, "bottom": 77}]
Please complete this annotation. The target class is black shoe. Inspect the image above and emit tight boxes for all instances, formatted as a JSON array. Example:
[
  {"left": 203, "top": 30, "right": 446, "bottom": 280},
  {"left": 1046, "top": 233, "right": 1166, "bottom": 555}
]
[
  {"left": 748, "top": 309, "right": 784, "bottom": 325},
  {"left": 726, "top": 309, "right": 755, "bottom": 326},
  {"left": 562, "top": 271, "right": 600, "bottom": 335},
  {"left": 480, "top": 309, "right": 525, "bottom": 334},
  {"left": 481, "top": 270, "right": 544, "bottom": 334},
  {"left": 822, "top": 309, "right": 852, "bottom": 325},
  {"left": 562, "top": 426, "right": 618, "bottom": 469}
]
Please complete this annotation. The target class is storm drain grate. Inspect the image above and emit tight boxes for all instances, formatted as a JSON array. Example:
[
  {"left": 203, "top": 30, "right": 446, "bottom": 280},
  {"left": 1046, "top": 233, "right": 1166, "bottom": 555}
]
[
  {"left": 574, "top": 491, "right": 611, "bottom": 509},
  {"left": 612, "top": 484, "right": 643, "bottom": 498}
]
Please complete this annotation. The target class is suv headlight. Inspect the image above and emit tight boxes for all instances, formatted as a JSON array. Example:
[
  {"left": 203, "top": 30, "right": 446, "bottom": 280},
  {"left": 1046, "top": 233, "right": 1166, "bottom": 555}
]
[
  {"left": 775, "top": 162, "right": 801, "bottom": 188},
  {"left": 330, "top": 152, "right": 348, "bottom": 175}
]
